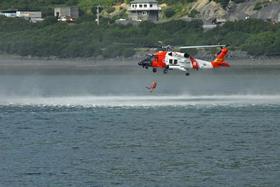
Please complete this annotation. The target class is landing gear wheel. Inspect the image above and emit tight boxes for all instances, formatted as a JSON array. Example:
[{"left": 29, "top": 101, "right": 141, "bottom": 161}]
[
  {"left": 163, "top": 69, "right": 168, "bottom": 74},
  {"left": 152, "top": 68, "right": 157, "bottom": 73},
  {"left": 185, "top": 72, "right": 190, "bottom": 76}
]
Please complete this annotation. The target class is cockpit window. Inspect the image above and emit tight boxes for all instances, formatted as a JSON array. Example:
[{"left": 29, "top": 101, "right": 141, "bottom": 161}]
[
  {"left": 145, "top": 55, "right": 153, "bottom": 61},
  {"left": 169, "top": 59, "right": 173, "bottom": 64}
]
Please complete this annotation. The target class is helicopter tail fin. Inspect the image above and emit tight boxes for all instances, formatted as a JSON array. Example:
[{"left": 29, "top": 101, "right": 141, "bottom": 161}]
[{"left": 211, "top": 47, "right": 230, "bottom": 68}]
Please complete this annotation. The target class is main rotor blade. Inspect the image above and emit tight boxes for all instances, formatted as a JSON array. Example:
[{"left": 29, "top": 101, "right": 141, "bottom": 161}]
[{"left": 179, "top": 45, "right": 226, "bottom": 49}]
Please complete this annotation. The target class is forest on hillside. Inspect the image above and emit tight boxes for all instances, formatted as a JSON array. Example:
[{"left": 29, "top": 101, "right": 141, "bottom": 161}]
[{"left": 0, "top": 16, "right": 279, "bottom": 58}]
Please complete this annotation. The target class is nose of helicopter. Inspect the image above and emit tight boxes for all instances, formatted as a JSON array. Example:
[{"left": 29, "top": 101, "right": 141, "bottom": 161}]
[
  {"left": 138, "top": 60, "right": 144, "bottom": 66},
  {"left": 138, "top": 59, "right": 150, "bottom": 68}
]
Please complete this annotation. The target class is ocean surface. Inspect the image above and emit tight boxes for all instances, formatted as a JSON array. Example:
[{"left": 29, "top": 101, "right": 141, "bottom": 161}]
[{"left": 0, "top": 62, "right": 280, "bottom": 186}]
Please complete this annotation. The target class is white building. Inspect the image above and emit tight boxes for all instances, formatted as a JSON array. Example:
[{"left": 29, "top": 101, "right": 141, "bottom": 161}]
[
  {"left": 0, "top": 10, "right": 43, "bottom": 22},
  {"left": 0, "top": 10, "right": 17, "bottom": 17},
  {"left": 16, "top": 11, "right": 43, "bottom": 22},
  {"left": 128, "top": 0, "right": 161, "bottom": 22},
  {"left": 54, "top": 6, "right": 79, "bottom": 21}
]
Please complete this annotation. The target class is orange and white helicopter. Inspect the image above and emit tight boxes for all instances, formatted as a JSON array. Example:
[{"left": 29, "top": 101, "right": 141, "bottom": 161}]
[{"left": 138, "top": 44, "right": 230, "bottom": 76}]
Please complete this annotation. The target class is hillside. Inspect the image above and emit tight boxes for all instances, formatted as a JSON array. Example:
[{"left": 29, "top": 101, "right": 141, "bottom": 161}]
[
  {"left": 0, "top": 0, "right": 279, "bottom": 22},
  {"left": 152, "top": 0, "right": 280, "bottom": 23}
]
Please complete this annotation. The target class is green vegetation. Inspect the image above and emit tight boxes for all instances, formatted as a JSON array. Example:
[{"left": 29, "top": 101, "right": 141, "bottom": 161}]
[
  {"left": 254, "top": 0, "right": 271, "bottom": 11},
  {"left": 205, "top": 19, "right": 280, "bottom": 56},
  {"left": 213, "top": 0, "right": 247, "bottom": 8},
  {"left": 164, "top": 7, "right": 176, "bottom": 18},
  {"left": 189, "top": 9, "right": 199, "bottom": 18},
  {"left": 0, "top": 16, "right": 279, "bottom": 58}
]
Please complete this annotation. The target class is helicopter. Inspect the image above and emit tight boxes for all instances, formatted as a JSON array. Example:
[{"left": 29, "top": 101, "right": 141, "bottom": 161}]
[{"left": 138, "top": 44, "right": 230, "bottom": 76}]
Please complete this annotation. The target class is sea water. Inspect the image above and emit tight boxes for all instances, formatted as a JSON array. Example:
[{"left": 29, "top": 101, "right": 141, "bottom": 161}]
[{"left": 0, "top": 63, "right": 279, "bottom": 186}]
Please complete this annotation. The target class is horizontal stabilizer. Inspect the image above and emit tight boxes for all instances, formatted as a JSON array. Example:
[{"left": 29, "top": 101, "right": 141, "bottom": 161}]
[{"left": 212, "top": 61, "right": 230, "bottom": 68}]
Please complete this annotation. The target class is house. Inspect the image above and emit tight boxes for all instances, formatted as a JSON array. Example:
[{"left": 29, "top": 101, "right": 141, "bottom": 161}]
[
  {"left": 16, "top": 11, "right": 43, "bottom": 23},
  {"left": 0, "top": 10, "right": 43, "bottom": 22},
  {"left": 0, "top": 10, "right": 17, "bottom": 17},
  {"left": 54, "top": 6, "right": 79, "bottom": 21},
  {"left": 128, "top": 0, "right": 161, "bottom": 22}
]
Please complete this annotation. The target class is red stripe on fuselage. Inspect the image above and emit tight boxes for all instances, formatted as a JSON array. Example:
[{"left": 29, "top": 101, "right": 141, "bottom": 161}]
[
  {"left": 152, "top": 51, "right": 167, "bottom": 68},
  {"left": 190, "top": 56, "right": 199, "bottom": 70}
]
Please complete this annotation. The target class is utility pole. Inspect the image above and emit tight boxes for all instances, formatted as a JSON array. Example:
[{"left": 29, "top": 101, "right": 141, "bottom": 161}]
[{"left": 96, "top": 5, "right": 100, "bottom": 25}]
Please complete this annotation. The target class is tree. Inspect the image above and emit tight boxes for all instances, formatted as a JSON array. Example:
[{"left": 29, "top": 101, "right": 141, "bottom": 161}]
[{"left": 164, "top": 7, "right": 176, "bottom": 18}]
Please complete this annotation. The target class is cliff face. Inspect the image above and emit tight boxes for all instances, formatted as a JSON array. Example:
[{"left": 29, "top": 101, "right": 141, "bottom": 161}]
[
  {"left": 188, "top": 0, "right": 280, "bottom": 22},
  {"left": 191, "top": 0, "right": 226, "bottom": 22},
  {"left": 227, "top": 1, "right": 280, "bottom": 22},
  {"left": 249, "top": 2, "right": 280, "bottom": 22}
]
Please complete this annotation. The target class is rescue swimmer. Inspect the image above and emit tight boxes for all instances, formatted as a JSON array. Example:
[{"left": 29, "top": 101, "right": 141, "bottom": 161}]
[{"left": 146, "top": 80, "right": 157, "bottom": 92}]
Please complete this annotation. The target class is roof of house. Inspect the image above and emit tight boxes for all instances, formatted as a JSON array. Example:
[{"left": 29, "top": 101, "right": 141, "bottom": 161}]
[
  {"left": 54, "top": 6, "right": 79, "bottom": 9},
  {"left": 0, "top": 10, "right": 17, "bottom": 13},
  {"left": 130, "top": 0, "right": 158, "bottom": 4}
]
